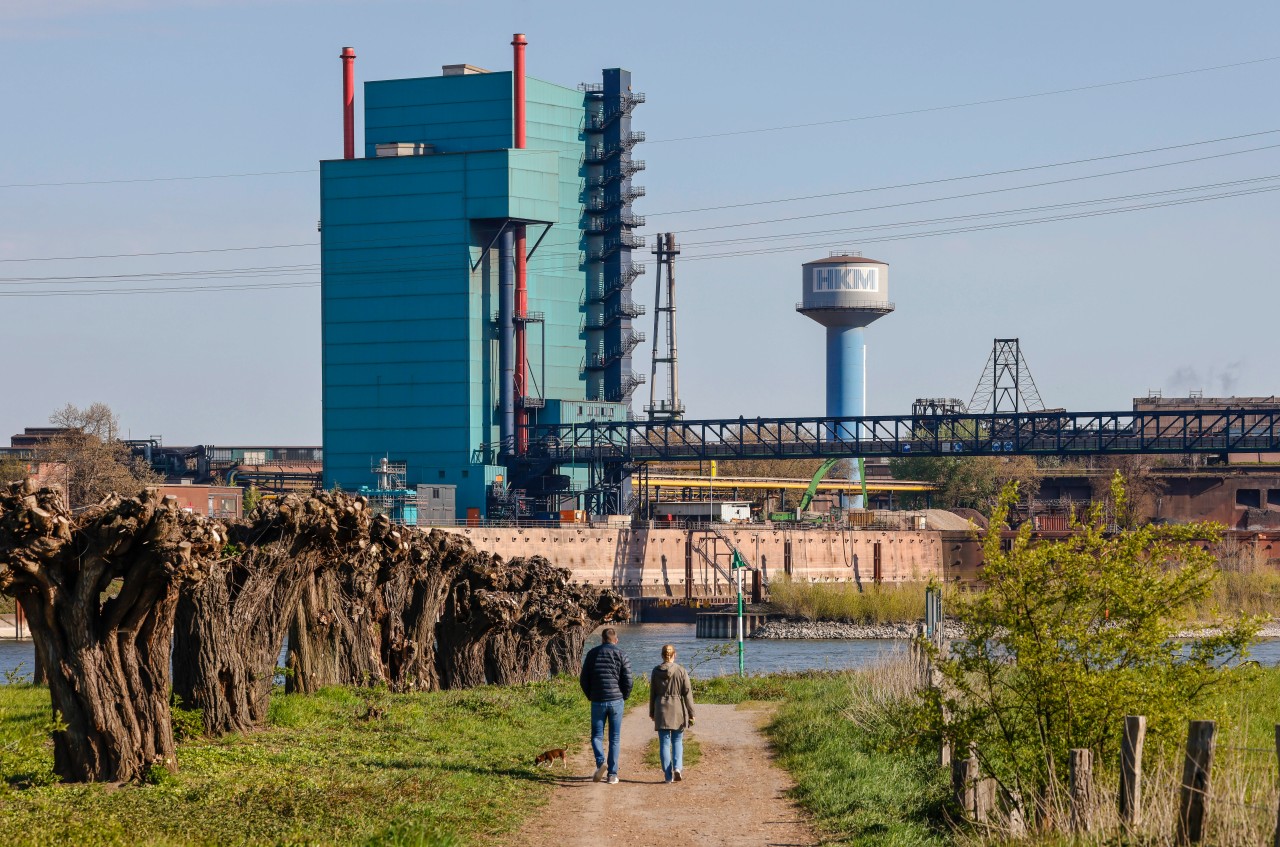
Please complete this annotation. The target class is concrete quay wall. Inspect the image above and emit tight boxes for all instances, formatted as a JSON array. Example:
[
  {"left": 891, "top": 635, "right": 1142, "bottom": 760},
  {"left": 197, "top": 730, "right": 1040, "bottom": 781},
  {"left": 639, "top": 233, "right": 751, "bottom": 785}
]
[{"left": 440, "top": 525, "right": 944, "bottom": 600}]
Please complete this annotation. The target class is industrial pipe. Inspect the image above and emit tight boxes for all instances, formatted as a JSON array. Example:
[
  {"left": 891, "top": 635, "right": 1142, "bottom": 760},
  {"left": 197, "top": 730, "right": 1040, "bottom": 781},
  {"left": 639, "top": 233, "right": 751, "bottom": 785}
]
[
  {"left": 499, "top": 228, "right": 517, "bottom": 455},
  {"left": 341, "top": 47, "right": 356, "bottom": 159},
  {"left": 511, "top": 34, "right": 527, "bottom": 148},
  {"left": 512, "top": 34, "right": 529, "bottom": 453}
]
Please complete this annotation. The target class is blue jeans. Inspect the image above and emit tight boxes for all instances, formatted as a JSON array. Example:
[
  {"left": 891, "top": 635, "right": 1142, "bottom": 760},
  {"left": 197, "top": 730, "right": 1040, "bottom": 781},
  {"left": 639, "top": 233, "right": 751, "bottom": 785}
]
[
  {"left": 591, "top": 699, "right": 625, "bottom": 777},
  {"left": 658, "top": 728, "right": 684, "bottom": 781}
]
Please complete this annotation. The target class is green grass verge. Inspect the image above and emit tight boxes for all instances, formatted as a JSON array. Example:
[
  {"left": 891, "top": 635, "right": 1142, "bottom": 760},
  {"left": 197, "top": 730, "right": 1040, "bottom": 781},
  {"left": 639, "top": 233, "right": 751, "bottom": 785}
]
[{"left": 0, "top": 680, "right": 587, "bottom": 847}]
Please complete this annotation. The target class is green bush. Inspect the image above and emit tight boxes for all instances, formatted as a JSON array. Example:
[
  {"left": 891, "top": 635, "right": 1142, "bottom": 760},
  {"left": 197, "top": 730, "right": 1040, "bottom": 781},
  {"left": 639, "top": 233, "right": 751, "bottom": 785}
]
[
  {"left": 928, "top": 474, "right": 1260, "bottom": 828},
  {"left": 170, "top": 693, "right": 204, "bottom": 741}
]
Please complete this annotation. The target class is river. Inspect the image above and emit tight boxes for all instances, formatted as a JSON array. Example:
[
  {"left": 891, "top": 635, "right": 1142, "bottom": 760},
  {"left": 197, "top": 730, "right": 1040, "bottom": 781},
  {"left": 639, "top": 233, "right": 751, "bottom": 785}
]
[{"left": 3, "top": 624, "right": 1278, "bottom": 683}]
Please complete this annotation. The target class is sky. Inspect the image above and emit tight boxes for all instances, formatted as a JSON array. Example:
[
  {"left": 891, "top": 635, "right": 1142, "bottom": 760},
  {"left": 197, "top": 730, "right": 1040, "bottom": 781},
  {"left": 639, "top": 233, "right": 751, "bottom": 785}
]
[{"left": 2, "top": 0, "right": 1278, "bottom": 445}]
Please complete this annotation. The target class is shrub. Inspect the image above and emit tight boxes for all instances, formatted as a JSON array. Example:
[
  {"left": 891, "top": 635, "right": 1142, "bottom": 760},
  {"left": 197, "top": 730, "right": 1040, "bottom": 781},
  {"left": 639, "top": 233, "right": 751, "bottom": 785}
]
[{"left": 927, "top": 474, "right": 1260, "bottom": 829}]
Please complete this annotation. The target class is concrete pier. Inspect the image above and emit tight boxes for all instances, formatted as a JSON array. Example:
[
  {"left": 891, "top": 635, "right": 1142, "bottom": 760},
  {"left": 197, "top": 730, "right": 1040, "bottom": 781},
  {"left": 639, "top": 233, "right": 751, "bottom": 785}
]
[{"left": 695, "top": 609, "right": 773, "bottom": 639}]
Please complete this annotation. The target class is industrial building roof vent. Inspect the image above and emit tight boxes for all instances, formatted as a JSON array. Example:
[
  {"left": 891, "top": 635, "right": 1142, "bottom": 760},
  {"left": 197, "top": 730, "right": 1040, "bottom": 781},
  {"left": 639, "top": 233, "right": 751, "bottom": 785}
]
[
  {"left": 375, "top": 143, "right": 435, "bottom": 157},
  {"left": 829, "top": 250, "right": 863, "bottom": 258},
  {"left": 442, "top": 64, "right": 490, "bottom": 76}
]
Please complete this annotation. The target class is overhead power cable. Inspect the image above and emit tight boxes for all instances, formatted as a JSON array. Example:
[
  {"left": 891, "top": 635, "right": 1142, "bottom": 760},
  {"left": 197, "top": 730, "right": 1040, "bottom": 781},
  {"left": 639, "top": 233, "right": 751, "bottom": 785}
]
[
  {"left": 678, "top": 184, "right": 1280, "bottom": 260},
  {"left": 647, "top": 54, "right": 1280, "bottom": 143},
  {"left": 4, "top": 178, "right": 1276, "bottom": 297},
  {"left": 674, "top": 141, "right": 1280, "bottom": 233},
  {"left": 3, "top": 55, "right": 1277, "bottom": 191},
  {"left": 3, "top": 127, "right": 1275, "bottom": 265},
  {"left": 0, "top": 169, "right": 314, "bottom": 190},
  {"left": 646, "top": 128, "right": 1280, "bottom": 216},
  {"left": 11, "top": 172, "right": 1279, "bottom": 286}
]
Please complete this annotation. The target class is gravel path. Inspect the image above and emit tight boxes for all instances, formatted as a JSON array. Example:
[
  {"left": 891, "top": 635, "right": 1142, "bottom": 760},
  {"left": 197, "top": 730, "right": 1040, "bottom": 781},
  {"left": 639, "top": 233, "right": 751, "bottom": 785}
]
[{"left": 506, "top": 703, "right": 817, "bottom": 847}]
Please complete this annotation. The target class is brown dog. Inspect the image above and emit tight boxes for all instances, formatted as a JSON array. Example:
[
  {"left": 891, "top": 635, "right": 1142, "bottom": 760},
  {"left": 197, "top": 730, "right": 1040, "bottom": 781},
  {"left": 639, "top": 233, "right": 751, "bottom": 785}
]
[{"left": 534, "top": 748, "right": 568, "bottom": 768}]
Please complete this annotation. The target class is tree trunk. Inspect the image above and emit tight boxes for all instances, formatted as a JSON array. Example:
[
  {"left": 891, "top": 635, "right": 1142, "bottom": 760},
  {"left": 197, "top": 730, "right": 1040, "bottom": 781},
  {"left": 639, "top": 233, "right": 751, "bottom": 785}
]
[
  {"left": 286, "top": 526, "right": 474, "bottom": 694},
  {"left": 177, "top": 492, "right": 383, "bottom": 731},
  {"left": 0, "top": 482, "right": 223, "bottom": 782},
  {"left": 436, "top": 555, "right": 627, "bottom": 688}
]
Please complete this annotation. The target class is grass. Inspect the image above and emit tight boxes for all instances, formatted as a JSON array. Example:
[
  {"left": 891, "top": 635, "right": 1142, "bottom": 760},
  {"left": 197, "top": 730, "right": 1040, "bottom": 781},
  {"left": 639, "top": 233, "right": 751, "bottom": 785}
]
[
  {"left": 0, "top": 679, "right": 586, "bottom": 847},
  {"left": 673, "top": 666, "right": 951, "bottom": 846},
  {"left": 768, "top": 578, "right": 953, "bottom": 624}
]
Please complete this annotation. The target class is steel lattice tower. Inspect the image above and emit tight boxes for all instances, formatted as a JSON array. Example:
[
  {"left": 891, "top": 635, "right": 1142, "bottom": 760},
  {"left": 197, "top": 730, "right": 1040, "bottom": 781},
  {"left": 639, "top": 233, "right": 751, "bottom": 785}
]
[
  {"left": 645, "top": 232, "right": 684, "bottom": 421},
  {"left": 968, "top": 338, "right": 1046, "bottom": 414}
]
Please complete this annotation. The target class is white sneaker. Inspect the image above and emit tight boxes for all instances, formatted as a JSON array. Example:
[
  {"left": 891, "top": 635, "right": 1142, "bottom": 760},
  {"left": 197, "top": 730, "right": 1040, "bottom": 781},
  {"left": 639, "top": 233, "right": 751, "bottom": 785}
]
[
  {"left": 607, "top": 774, "right": 619, "bottom": 784},
  {"left": 592, "top": 763, "right": 607, "bottom": 782}
]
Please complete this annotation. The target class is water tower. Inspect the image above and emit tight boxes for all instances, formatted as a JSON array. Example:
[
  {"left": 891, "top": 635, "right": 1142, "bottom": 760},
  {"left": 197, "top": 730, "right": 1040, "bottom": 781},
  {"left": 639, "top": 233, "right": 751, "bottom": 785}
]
[{"left": 797, "top": 252, "right": 894, "bottom": 508}]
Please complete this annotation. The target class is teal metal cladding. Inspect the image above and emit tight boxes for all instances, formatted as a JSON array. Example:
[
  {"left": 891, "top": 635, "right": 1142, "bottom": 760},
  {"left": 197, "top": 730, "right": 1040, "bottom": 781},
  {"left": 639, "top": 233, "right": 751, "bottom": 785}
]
[{"left": 322, "top": 69, "right": 620, "bottom": 515}]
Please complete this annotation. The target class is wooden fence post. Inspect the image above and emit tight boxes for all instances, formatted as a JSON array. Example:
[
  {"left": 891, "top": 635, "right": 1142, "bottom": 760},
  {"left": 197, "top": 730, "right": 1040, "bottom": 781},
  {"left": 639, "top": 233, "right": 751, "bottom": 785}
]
[
  {"left": 1176, "top": 720, "right": 1216, "bottom": 846},
  {"left": 1120, "top": 715, "right": 1147, "bottom": 828},
  {"left": 1006, "top": 790, "right": 1027, "bottom": 837},
  {"left": 1070, "top": 748, "right": 1094, "bottom": 833},
  {"left": 952, "top": 744, "right": 979, "bottom": 820},
  {"left": 939, "top": 702, "right": 952, "bottom": 768},
  {"left": 1272, "top": 725, "right": 1279, "bottom": 847}
]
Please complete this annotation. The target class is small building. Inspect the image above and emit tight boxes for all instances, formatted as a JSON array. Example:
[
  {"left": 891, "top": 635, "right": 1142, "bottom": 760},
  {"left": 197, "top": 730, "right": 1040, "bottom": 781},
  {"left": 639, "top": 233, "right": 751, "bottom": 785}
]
[
  {"left": 651, "top": 500, "right": 752, "bottom": 523},
  {"left": 157, "top": 484, "right": 243, "bottom": 519}
]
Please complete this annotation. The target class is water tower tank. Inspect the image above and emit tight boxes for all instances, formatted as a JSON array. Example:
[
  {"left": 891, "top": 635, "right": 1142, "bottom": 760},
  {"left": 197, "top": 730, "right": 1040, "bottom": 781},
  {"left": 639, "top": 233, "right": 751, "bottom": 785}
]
[{"left": 797, "top": 253, "right": 895, "bottom": 507}]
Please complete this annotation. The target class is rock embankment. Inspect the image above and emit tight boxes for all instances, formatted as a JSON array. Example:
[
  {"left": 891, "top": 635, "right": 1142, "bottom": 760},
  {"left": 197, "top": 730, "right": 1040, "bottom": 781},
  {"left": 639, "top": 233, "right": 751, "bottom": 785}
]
[
  {"left": 750, "top": 618, "right": 965, "bottom": 640},
  {"left": 752, "top": 617, "right": 1280, "bottom": 640}
]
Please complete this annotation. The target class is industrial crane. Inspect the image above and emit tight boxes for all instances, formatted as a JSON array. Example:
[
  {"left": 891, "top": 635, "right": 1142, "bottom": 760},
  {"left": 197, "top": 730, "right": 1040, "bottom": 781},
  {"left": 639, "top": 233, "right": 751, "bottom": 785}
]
[{"left": 769, "top": 457, "right": 868, "bottom": 522}]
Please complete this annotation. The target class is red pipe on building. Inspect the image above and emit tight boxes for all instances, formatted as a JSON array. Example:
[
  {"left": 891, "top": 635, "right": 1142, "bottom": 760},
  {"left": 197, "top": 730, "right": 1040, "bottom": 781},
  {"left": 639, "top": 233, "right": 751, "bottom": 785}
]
[
  {"left": 341, "top": 47, "right": 356, "bottom": 160},
  {"left": 512, "top": 34, "right": 529, "bottom": 454}
]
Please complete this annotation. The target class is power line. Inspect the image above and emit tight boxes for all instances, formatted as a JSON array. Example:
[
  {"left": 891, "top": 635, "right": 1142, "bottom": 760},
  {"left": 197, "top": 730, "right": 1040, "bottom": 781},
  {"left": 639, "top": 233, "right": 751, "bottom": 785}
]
[
  {"left": 0, "top": 169, "right": 315, "bottom": 190},
  {"left": 6, "top": 179, "right": 1275, "bottom": 297},
  {"left": 647, "top": 54, "right": 1280, "bottom": 143},
  {"left": 646, "top": 128, "right": 1280, "bottom": 216},
  {"left": 3, "top": 128, "right": 1275, "bottom": 265},
  {"left": 3, "top": 55, "right": 1277, "bottom": 192},
  {"left": 675, "top": 174, "right": 1280, "bottom": 248},
  {"left": 0, "top": 243, "right": 318, "bottom": 264},
  {"left": 678, "top": 183, "right": 1280, "bottom": 260},
  {"left": 13, "top": 172, "right": 1275, "bottom": 285},
  {"left": 674, "top": 143, "right": 1280, "bottom": 235}
]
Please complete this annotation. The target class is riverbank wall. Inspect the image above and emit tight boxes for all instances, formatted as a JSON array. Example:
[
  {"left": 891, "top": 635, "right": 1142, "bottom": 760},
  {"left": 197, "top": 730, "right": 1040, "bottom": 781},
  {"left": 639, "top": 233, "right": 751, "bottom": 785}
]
[{"left": 440, "top": 525, "right": 948, "bottom": 602}]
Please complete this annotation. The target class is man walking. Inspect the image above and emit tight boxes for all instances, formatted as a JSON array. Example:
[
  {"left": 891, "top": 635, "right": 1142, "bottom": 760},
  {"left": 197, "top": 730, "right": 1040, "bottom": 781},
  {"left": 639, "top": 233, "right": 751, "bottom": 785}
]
[{"left": 580, "top": 627, "right": 633, "bottom": 784}]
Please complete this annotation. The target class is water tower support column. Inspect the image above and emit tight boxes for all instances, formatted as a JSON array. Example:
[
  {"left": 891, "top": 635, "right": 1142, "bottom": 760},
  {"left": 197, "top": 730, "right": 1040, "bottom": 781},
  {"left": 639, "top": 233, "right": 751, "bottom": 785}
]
[{"left": 827, "top": 325, "right": 866, "bottom": 508}]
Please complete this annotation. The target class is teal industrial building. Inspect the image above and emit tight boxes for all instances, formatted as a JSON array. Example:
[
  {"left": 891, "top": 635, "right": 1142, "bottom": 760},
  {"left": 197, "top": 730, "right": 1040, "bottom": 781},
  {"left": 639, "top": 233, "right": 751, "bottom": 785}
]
[{"left": 320, "top": 40, "right": 644, "bottom": 517}]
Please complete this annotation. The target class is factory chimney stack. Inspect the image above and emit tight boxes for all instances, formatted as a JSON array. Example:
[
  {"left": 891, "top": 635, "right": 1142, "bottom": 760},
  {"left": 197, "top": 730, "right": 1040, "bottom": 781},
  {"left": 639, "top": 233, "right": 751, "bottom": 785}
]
[{"left": 341, "top": 47, "right": 356, "bottom": 160}]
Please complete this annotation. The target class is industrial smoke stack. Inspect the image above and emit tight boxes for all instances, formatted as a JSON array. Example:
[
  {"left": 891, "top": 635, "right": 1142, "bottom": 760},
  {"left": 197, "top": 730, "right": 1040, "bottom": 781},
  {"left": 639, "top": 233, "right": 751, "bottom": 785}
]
[
  {"left": 341, "top": 47, "right": 356, "bottom": 159},
  {"left": 797, "top": 252, "right": 894, "bottom": 508}
]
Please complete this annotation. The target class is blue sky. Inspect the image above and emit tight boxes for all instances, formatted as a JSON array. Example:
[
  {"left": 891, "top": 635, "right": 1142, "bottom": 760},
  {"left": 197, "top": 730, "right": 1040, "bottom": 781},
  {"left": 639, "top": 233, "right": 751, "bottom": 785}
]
[{"left": 2, "top": 0, "right": 1278, "bottom": 444}]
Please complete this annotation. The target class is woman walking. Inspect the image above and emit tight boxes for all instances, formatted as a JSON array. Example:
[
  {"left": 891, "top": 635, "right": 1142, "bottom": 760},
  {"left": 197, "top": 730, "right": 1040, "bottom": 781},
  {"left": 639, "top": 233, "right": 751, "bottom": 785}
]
[{"left": 649, "top": 643, "right": 695, "bottom": 783}]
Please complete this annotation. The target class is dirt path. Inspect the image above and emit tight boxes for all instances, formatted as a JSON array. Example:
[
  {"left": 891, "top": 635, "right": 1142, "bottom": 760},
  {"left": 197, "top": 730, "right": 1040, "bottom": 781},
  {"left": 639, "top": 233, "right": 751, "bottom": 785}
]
[{"left": 507, "top": 703, "right": 818, "bottom": 847}]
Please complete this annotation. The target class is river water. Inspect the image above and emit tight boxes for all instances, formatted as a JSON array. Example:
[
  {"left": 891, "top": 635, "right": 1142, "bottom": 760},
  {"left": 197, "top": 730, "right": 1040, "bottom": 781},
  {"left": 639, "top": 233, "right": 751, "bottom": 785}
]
[{"left": 3, "top": 624, "right": 1278, "bottom": 683}]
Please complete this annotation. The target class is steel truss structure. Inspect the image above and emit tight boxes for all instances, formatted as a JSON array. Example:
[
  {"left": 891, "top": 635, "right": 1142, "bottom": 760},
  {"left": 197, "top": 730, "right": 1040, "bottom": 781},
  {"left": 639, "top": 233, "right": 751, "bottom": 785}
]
[{"left": 525, "top": 408, "right": 1280, "bottom": 464}]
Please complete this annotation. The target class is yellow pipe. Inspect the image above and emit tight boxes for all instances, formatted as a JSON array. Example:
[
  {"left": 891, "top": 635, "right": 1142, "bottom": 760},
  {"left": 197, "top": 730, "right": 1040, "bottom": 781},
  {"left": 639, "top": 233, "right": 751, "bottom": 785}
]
[{"left": 640, "top": 476, "right": 934, "bottom": 492}]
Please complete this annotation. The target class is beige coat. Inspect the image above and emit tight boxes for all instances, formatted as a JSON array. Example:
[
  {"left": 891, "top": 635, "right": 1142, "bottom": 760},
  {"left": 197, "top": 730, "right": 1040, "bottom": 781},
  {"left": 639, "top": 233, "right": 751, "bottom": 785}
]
[{"left": 649, "top": 661, "right": 695, "bottom": 731}]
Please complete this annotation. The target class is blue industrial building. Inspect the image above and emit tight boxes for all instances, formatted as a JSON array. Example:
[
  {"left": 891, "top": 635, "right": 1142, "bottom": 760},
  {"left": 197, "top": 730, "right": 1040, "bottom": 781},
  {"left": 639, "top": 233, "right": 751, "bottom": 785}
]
[{"left": 320, "top": 45, "right": 644, "bottom": 517}]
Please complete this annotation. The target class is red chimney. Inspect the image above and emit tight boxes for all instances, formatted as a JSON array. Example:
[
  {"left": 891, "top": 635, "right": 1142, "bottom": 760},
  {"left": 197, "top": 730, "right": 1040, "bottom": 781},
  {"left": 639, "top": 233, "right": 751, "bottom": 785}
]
[
  {"left": 511, "top": 34, "right": 527, "bottom": 149},
  {"left": 341, "top": 47, "right": 356, "bottom": 159}
]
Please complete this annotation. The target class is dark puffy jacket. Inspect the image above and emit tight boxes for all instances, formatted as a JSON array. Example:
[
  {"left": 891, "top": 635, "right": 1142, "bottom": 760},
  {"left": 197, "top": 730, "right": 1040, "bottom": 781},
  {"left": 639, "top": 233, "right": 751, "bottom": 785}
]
[{"left": 580, "top": 643, "right": 633, "bottom": 702}]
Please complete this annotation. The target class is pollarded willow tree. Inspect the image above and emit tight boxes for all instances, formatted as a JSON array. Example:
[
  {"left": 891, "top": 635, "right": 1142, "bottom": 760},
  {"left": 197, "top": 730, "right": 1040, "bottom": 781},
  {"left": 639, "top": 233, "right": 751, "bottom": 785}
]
[
  {"left": 436, "top": 554, "right": 629, "bottom": 688},
  {"left": 2, "top": 480, "right": 628, "bottom": 782},
  {"left": 172, "top": 492, "right": 376, "bottom": 736},
  {"left": 0, "top": 481, "right": 226, "bottom": 782}
]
